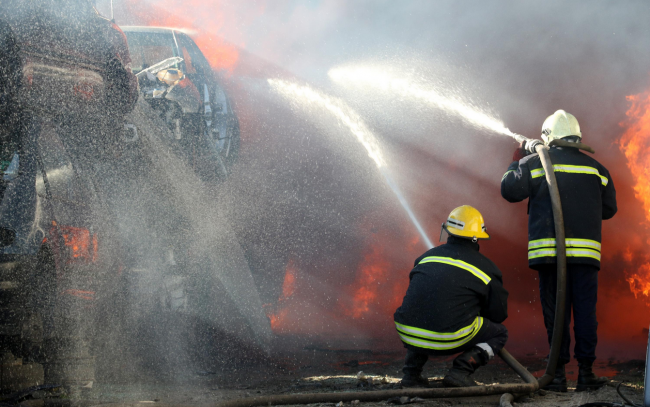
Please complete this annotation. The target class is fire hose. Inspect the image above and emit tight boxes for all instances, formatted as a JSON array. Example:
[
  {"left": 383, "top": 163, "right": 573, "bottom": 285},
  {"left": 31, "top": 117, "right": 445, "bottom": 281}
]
[{"left": 215, "top": 138, "right": 585, "bottom": 407}]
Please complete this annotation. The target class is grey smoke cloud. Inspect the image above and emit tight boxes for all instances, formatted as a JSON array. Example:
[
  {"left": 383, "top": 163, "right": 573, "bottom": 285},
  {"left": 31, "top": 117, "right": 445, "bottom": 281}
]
[
  {"left": 94, "top": 0, "right": 650, "bottom": 353},
  {"left": 99, "top": 0, "right": 650, "bottom": 164}
]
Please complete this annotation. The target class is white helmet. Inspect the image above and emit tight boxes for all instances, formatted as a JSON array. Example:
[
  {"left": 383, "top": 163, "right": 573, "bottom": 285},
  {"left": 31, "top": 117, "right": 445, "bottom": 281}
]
[{"left": 541, "top": 109, "right": 581, "bottom": 143}]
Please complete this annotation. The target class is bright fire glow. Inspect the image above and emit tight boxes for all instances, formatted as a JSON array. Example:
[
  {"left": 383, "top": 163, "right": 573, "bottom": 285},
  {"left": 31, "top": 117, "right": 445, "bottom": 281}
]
[
  {"left": 627, "top": 263, "right": 650, "bottom": 300},
  {"left": 342, "top": 235, "right": 418, "bottom": 319},
  {"left": 268, "top": 79, "right": 433, "bottom": 248},
  {"left": 51, "top": 225, "right": 98, "bottom": 264},
  {"left": 619, "top": 89, "right": 650, "bottom": 300},
  {"left": 267, "top": 259, "right": 298, "bottom": 331},
  {"left": 328, "top": 65, "right": 525, "bottom": 142},
  {"left": 620, "top": 91, "right": 650, "bottom": 223}
]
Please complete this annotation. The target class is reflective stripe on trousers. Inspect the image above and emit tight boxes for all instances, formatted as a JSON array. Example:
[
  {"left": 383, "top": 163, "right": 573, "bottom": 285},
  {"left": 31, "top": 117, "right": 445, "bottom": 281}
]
[{"left": 395, "top": 316, "right": 484, "bottom": 350}]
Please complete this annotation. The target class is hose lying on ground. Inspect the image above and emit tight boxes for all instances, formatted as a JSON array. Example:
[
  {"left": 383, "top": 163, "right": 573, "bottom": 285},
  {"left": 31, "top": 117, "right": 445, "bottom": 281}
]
[
  {"left": 215, "top": 142, "right": 572, "bottom": 407},
  {"left": 616, "top": 382, "right": 641, "bottom": 407},
  {"left": 573, "top": 382, "right": 642, "bottom": 407}
]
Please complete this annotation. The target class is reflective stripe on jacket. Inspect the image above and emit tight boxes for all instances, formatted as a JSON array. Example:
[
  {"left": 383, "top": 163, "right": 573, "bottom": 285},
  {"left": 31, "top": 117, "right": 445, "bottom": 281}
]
[
  {"left": 394, "top": 236, "right": 508, "bottom": 352},
  {"left": 528, "top": 238, "right": 602, "bottom": 261},
  {"left": 501, "top": 145, "right": 617, "bottom": 269},
  {"left": 530, "top": 165, "right": 609, "bottom": 186}
]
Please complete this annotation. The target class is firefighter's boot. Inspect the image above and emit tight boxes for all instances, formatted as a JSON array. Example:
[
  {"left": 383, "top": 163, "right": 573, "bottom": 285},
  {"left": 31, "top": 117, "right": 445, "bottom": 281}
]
[
  {"left": 400, "top": 375, "right": 430, "bottom": 388},
  {"left": 400, "top": 351, "right": 429, "bottom": 388},
  {"left": 576, "top": 360, "right": 608, "bottom": 392},
  {"left": 442, "top": 347, "right": 488, "bottom": 388},
  {"left": 541, "top": 363, "right": 567, "bottom": 392}
]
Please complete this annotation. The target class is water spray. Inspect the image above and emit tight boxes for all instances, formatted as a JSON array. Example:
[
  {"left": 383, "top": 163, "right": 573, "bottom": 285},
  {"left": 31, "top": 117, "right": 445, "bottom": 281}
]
[
  {"left": 328, "top": 65, "right": 527, "bottom": 143},
  {"left": 267, "top": 79, "right": 434, "bottom": 249}
]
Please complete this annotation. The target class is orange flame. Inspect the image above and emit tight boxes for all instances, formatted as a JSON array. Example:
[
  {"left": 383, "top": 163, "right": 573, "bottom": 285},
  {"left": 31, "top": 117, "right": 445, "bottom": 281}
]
[
  {"left": 343, "top": 235, "right": 419, "bottom": 319},
  {"left": 344, "top": 244, "right": 390, "bottom": 319},
  {"left": 50, "top": 225, "right": 98, "bottom": 264},
  {"left": 280, "top": 260, "right": 297, "bottom": 299},
  {"left": 620, "top": 90, "right": 650, "bottom": 224},
  {"left": 619, "top": 87, "right": 650, "bottom": 300},
  {"left": 626, "top": 264, "right": 650, "bottom": 299},
  {"left": 267, "top": 258, "right": 298, "bottom": 331},
  {"left": 268, "top": 307, "right": 289, "bottom": 331}
]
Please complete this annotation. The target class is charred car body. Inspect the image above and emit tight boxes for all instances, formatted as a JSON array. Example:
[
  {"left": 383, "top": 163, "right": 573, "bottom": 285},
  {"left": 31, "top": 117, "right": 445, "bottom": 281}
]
[
  {"left": 121, "top": 26, "right": 240, "bottom": 179},
  {"left": 0, "top": 0, "right": 138, "bottom": 390},
  {"left": 115, "top": 27, "right": 271, "bottom": 374},
  {"left": 0, "top": 3, "right": 268, "bottom": 392}
]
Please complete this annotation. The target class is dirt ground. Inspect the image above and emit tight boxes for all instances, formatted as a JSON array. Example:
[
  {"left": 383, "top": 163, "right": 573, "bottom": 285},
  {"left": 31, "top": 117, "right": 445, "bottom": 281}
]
[{"left": 37, "top": 336, "right": 645, "bottom": 407}]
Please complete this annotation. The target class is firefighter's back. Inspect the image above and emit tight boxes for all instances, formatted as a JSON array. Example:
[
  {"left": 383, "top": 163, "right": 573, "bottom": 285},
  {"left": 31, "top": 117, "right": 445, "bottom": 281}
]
[
  {"left": 519, "top": 146, "right": 617, "bottom": 268},
  {"left": 394, "top": 237, "right": 503, "bottom": 340}
]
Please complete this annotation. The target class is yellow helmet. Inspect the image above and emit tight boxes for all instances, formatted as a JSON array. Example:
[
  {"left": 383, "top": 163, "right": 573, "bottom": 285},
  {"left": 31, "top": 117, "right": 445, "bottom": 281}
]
[
  {"left": 442, "top": 205, "right": 490, "bottom": 242},
  {"left": 541, "top": 109, "right": 581, "bottom": 143}
]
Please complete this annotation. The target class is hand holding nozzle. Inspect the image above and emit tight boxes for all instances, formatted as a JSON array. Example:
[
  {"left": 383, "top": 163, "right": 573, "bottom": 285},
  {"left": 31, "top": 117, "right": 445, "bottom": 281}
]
[
  {"left": 512, "top": 138, "right": 544, "bottom": 162},
  {"left": 512, "top": 141, "right": 527, "bottom": 162}
]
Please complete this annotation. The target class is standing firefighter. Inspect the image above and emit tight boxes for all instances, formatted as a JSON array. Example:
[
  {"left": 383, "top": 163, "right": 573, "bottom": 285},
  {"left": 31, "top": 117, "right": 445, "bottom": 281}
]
[
  {"left": 501, "top": 110, "right": 617, "bottom": 392},
  {"left": 394, "top": 205, "right": 509, "bottom": 388}
]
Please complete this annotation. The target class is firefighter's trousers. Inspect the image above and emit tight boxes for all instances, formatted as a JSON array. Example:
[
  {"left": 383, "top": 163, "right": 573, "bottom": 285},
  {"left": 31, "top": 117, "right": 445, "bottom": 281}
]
[
  {"left": 402, "top": 319, "right": 508, "bottom": 378},
  {"left": 537, "top": 263, "right": 599, "bottom": 364}
]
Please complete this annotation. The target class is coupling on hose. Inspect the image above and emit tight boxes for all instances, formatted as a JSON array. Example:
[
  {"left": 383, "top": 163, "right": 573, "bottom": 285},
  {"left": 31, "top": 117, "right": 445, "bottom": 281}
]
[{"left": 525, "top": 139, "right": 544, "bottom": 154}]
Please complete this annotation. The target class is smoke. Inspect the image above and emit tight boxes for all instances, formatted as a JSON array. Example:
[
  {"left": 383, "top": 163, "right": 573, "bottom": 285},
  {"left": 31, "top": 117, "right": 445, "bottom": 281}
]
[{"left": 93, "top": 0, "right": 650, "bottom": 359}]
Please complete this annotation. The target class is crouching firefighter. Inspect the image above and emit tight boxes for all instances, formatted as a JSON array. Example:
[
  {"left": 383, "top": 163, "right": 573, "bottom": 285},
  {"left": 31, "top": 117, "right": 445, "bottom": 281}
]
[
  {"left": 501, "top": 110, "right": 617, "bottom": 392},
  {"left": 394, "top": 205, "right": 509, "bottom": 388}
]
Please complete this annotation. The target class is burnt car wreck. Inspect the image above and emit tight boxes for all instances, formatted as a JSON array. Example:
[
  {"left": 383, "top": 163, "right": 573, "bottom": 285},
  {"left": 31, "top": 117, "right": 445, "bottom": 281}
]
[
  {"left": 122, "top": 26, "right": 240, "bottom": 179},
  {"left": 0, "top": 2, "right": 268, "bottom": 395},
  {"left": 0, "top": 0, "right": 138, "bottom": 392}
]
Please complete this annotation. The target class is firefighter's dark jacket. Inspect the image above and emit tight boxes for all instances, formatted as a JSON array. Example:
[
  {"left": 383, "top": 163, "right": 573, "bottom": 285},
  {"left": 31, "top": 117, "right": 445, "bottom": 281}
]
[
  {"left": 393, "top": 236, "right": 508, "bottom": 351},
  {"left": 501, "top": 145, "right": 617, "bottom": 270}
]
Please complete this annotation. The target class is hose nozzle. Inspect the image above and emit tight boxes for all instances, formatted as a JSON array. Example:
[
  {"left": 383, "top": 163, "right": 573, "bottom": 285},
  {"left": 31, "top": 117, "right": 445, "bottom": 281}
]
[{"left": 525, "top": 139, "right": 544, "bottom": 154}]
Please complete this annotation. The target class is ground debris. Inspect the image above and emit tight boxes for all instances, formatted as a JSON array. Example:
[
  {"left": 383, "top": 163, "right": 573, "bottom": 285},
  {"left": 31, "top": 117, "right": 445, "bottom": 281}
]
[
  {"left": 386, "top": 396, "right": 425, "bottom": 405},
  {"left": 64, "top": 342, "right": 645, "bottom": 407}
]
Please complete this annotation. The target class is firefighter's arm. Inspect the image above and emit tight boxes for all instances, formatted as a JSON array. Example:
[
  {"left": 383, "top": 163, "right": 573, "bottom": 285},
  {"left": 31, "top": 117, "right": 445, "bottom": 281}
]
[
  {"left": 482, "top": 279, "right": 509, "bottom": 323},
  {"left": 501, "top": 159, "right": 531, "bottom": 203},
  {"left": 602, "top": 170, "right": 617, "bottom": 220}
]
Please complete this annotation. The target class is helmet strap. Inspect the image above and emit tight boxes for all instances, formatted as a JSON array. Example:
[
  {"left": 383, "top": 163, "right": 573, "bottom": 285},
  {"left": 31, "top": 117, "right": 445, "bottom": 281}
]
[{"left": 472, "top": 237, "right": 478, "bottom": 243}]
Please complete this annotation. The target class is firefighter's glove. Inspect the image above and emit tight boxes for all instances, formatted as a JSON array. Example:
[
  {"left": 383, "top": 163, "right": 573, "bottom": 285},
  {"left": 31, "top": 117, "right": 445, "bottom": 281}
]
[
  {"left": 512, "top": 142, "right": 527, "bottom": 162},
  {"left": 525, "top": 139, "right": 543, "bottom": 154}
]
